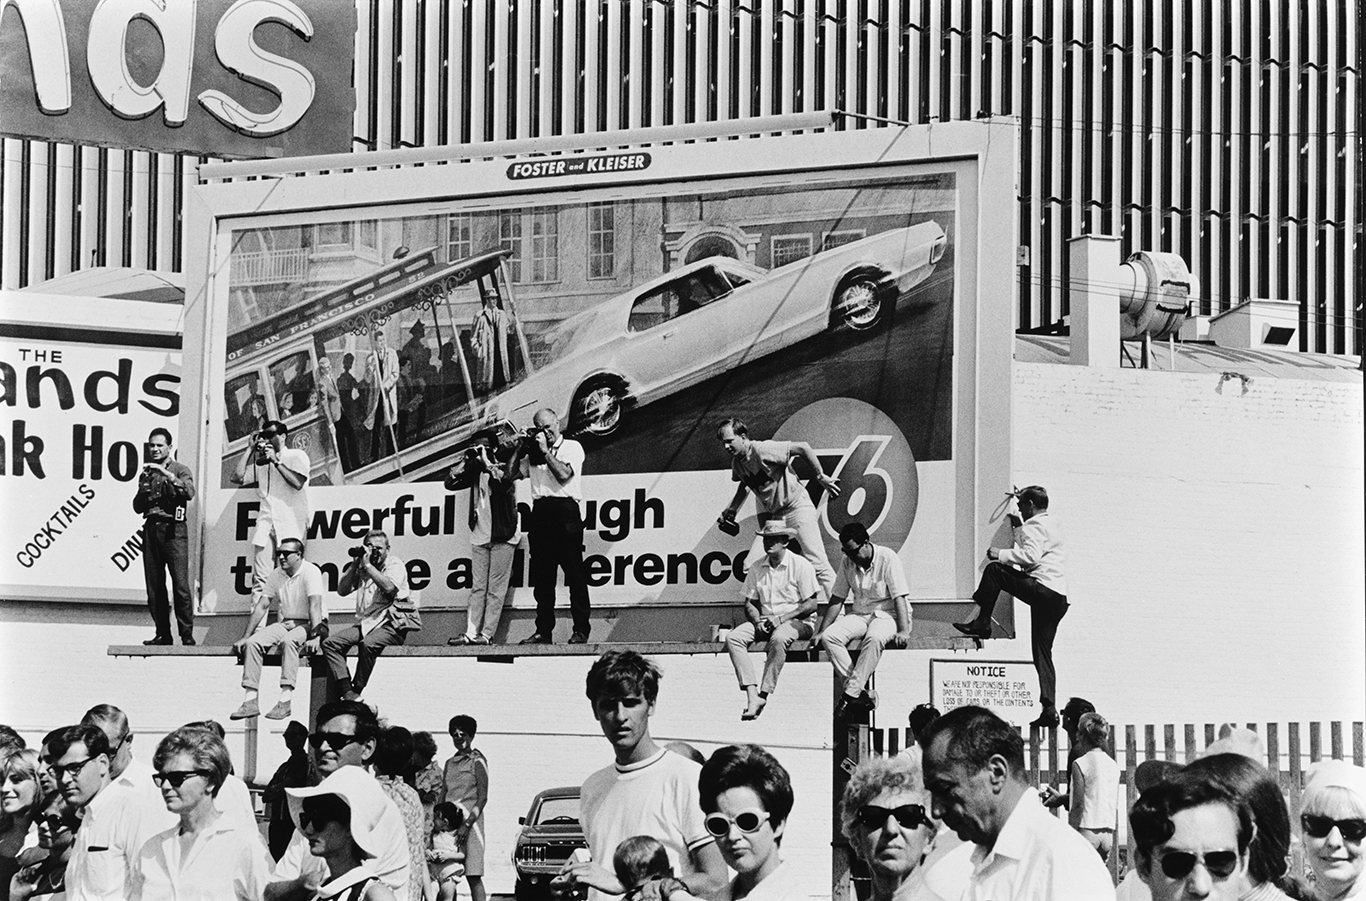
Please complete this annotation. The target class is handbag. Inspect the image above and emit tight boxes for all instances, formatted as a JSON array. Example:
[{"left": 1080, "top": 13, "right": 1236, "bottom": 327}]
[{"left": 389, "top": 590, "right": 423, "bottom": 633}]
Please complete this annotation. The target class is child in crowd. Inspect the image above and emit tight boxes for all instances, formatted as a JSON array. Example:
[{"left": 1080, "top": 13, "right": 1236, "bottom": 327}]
[
  {"left": 612, "top": 835, "right": 674, "bottom": 901},
  {"left": 427, "top": 802, "right": 466, "bottom": 901}
]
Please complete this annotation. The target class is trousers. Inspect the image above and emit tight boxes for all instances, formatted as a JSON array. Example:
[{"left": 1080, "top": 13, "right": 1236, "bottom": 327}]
[
  {"left": 726, "top": 619, "right": 814, "bottom": 694},
  {"left": 142, "top": 519, "right": 193, "bottom": 640},
  {"left": 466, "top": 542, "right": 516, "bottom": 640},
  {"left": 322, "top": 620, "right": 406, "bottom": 693},
  {"left": 241, "top": 621, "right": 308, "bottom": 690},
  {"left": 973, "top": 561, "right": 1069, "bottom": 708},
  {"left": 528, "top": 497, "right": 591, "bottom": 637},
  {"left": 822, "top": 613, "right": 899, "bottom": 698}
]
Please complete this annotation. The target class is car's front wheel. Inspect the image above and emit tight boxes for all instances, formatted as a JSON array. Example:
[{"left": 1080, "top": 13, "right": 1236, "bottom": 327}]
[
  {"left": 571, "top": 379, "right": 625, "bottom": 437},
  {"left": 832, "top": 272, "right": 890, "bottom": 331}
]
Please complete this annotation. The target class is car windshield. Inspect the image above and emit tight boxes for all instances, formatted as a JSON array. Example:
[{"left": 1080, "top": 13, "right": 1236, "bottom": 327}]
[
  {"left": 628, "top": 265, "right": 740, "bottom": 332},
  {"left": 534, "top": 796, "right": 580, "bottom": 825}
]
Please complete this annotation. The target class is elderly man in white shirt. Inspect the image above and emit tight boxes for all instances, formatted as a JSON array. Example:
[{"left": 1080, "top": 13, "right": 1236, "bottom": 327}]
[
  {"left": 922, "top": 705, "right": 1116, "bottom": 901},
  {"left": 954, "top": 485, "right": 1069, "bottom": 727},
  {"left": 813, "top": 522, "right": 913, "bottom": 722},
  {"left": 725, "top": 521, "right": 821, "bottom": 721},
  {"left": 321, "top": 529, "right": 415, "bottom": 701}
]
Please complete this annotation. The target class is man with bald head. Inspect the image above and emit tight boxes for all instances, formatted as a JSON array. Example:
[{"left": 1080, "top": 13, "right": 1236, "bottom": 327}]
[{"left": 510, "top": 407, "right": 591, "bottom": 644}]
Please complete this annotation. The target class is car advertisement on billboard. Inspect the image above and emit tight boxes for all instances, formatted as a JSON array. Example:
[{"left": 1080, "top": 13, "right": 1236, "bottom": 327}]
[{"left": 184, "top": 125, "right": 1016, "bottom": 621}]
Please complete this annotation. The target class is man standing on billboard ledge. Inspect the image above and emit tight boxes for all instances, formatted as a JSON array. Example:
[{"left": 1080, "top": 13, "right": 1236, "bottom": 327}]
[
  {"left": 510, "top": 407, "right": 592, "bottom": 645},
  {"left": 954, "top": 485, "right": 1069, "bottom": 728},
  {"left": 231, "top": 419, "right": 310, "bottom": 621},
  {"left": 716, "top": 417, "right": 840, "bottom": 599},
  {"left": 135, "top": 427, "right": 196, "bottom": 646}
]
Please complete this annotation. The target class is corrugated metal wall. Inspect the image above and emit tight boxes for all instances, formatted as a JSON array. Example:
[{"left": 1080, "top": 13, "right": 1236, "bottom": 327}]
[{"left": 2, "top": 0, "right": 1360, "bottom": 354}]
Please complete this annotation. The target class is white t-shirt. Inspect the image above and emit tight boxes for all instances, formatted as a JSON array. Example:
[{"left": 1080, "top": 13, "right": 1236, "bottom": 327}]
[
  {"left": 579, "top": 749, "right": 712, "bottom": 901},
  {"left": 1070, "top": 748, "right": 1121, "bottom": 831},
  {"left": 525, "top": 437, "right": 585, "bottom": 501},
  {"left": 250, "top": 447, "right": 311, "bottom": 546},
  {"left": 742, "top": 550, "right": 818, "bottom": 621},
  {"left": 832, "top": 544, "right": 909, "bottom": 617},
  {"left": 264, "top": 561, "right": 326, "bottom": 622}
]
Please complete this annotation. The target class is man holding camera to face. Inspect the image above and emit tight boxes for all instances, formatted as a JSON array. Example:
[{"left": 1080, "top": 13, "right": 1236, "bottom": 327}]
[
  {"left": 231, "top": 419, "right": 311, "bottom": 614},
  {"left": 445, "top": 423, "right": 520, "bottom": 645},
  {"left": 322, "top": 529, "right": 417, "bottom": 700},
  {"left": 509, "top": 408, "right": 591, "bottom": 645},
  {"left": 135, "top": 427, "right": 197, "bottom": 646}
]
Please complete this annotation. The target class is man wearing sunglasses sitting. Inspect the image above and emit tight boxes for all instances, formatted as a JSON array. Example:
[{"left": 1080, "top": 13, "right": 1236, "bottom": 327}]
[
  {"left": 231, "top": 537, "right": 328, "bottom": 721},
  {"left": 1130, "top": 773, "right": 1253, "bottom": 901},
  {"left": 812, "top": 523, "right": 912, "bottom": 722},
  {"left": 266, "top": 700, "right": 412, "bottom": 901},
  {"left": 921, "top": 705, "right": 1115, "bottom": 901}
]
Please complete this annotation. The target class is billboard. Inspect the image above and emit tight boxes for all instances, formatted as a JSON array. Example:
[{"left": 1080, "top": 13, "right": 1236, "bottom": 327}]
[
  {"left": 181, "top": 123, "right": 1018, "bottom": 623},
  {"left": 0, "top": 0, "right": 356, "bottom": 157},
  {"left": 0, "top": 294, "right": 183, "bottom": 602}
]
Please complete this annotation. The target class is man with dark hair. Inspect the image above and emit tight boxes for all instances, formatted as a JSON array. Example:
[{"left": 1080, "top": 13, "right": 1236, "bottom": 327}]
[
  {"left": 954, "top": 485, "right": 1070, "bottom": 727},
  {"left": 80, "top": 703, "right": 167, "bottom": 817},
  {"left": 266, "top": 699, "right": 412, "bottom": 900},
  {"left": 442, "top": 714, "right": 489, "bottom": 901},
  {"left": 135, "top": 426, "right": 196, "bottom": 645},
  {"left": 46, "top": 723, "right": 163, "bottom": 900},
  {"left": 323, "top": 528, "right": 416, "bottom": 700},
  {"left": 725, "top": 521, "right": 820, "bottom": 721},
  {"left": 231, "top": 418, "right": 311, "bottom": 618},
  {"left": 921, "top": 705, "right": 1114, "bottom": 900},
  {"left": 232, "top": 537, "right": 328, "bottom": 720},
  {"left": 558, "top": 651, "right": 727, "bottom": 901},
  {"left": 446, "top": 423, "right": 520, "bottom": 645},
  {"left": 904, "top": 703, "right": 942, "bottom": 752},
  {"left": 262, "top": 721, "right": 311, "bottom": 859},
  {"left": 814, "top": 521, "right": 913, "bottom": 720},
  {"left": 0, "top": 724, "right": 23, "bottom": 752},
  {"left": 1040, "top": 697, "right": 1098, "bottom": 813},
  {"left": 1129, "top": 774, "right": 1252, "bottom": 901},
  {"left": 716, "top": 417, "right": 840, "bottom": 599},
  {"left": 512, "top": 407, "right": 592, "bottom": 645}
]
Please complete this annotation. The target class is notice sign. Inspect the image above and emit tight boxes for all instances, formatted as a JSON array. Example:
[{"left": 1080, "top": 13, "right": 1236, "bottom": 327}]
[{"left": 930, "top": 659, "right": 1040, "bottom": 725}]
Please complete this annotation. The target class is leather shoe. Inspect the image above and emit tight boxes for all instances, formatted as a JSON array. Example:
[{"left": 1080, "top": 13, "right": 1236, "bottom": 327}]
[
  {"left": 568, "top": 632, "right": 590, "bottom": 644},
  {"left": 143, "top": 635, "right": 172, "bottom": 646},
  {"left": 519, "top": 632, "right": 552, "bottom": 645},
  {"left": 447, "top": 635, "right": 475, "bottom": 646},
  {"left": 1030, "top": 708, "right": 1061, "bottom": 729},
  {"left": 953, "top": 621, "right": 991, "bottom": 639},
  {"left": 180, "top": 636, "right": 196, "bottom": 646}
]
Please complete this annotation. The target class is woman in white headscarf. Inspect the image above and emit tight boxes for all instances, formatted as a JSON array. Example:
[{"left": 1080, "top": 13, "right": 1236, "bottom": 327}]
[{"left": 1299, "top": 760, "right": 1366, "bottom": 901}]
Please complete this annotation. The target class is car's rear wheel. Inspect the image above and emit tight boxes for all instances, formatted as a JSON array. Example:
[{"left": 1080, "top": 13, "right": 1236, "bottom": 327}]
[
  {"left": 832, "top": 273, "right": 890, "bottom": 331},
  {"left": 571, "top": 379, "right": 624, "bottom": 437}
]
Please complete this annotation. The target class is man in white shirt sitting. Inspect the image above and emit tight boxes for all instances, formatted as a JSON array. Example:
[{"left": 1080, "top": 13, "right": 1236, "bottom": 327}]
[
  {"left": 921, "top": 705, "right": 1115, "bottom": 901},
  {"left": 725, "top": 521, "right": 820, "bottom": 721},
  {"left": 321, "top": 529, "right": 416, "bottom": 700},
  {"left": 954, "top": 485, "right": 1069, "bottom": 727}
]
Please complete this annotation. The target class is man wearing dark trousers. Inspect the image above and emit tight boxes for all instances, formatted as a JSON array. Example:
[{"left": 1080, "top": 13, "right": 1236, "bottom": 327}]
[
  {"left": 512, "top": 408, "right": 591, "bottom": 644},
  {"left": 954, "top": 485, "right": 1069, "bottom": 727},
  {"left": 134, "top": 428, "right": 196, "bottom": 646},
  {"left": 323, "top": 529, "right": 414, "bottom": 700}
]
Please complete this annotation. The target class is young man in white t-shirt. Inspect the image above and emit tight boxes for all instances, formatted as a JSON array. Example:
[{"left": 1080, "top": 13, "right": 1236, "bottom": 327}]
[
  {"left": 231, "top": 418, "right": 311, "bottom": 617},
  {"left": 556, "top": 651, "right": 728, "bottom": 901}
]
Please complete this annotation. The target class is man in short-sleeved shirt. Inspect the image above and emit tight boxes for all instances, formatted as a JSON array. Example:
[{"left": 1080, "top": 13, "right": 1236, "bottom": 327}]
[
  {"left": 231, "top": 538, "right": 327, "bottom": 720},
  {"left": 231, "top": 418, "right": 310, "bottom": 618},
  {"left": 717, "top": 417, "right": 840, "bottom": 598},
  {"left": 322, "top": 529, "right": 414, "bottom": 700},
  {"left": 725, "top": 522, "right": 820, "bottom": 720},
  {"left": 814, "top": 522, "right": 912, "bottom": 719}
]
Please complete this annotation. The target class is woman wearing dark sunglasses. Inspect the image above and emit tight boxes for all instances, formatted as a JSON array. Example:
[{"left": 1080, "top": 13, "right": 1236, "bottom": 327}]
[
  {"left": 1130, "top": 774, "right": 1252, "bottom": 901},
  {"left": 1299, "top": 760, "right": 1366, "bottom": 901},
  {"left": 839, "top": 750, "right": 971, "bottom": 901},
  {"left": 129, "top": 726, "right": 272, "bottom": 900},
  {"left": 287, "top": 767, "right": 398, "bottom": 901}
]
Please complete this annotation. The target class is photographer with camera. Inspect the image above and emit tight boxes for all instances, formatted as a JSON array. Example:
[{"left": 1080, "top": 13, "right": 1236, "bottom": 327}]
[
  {"left": 231, "top": 419, "right": 311, "bottom": 614},
  {"left": 445, "top": 423, "right": 520, "bottom": 645},
  {"left": 724, "top": 522, "right": 820, "bottom": 721},
  {"left": 134, "top": 428, "right": 197, "bottom": 646},
  {"left": 509, "top": 408, "right": 591, "bottom": 645},
  {"left": 321, "top": 529, "right": 417, "bottom": 700}
]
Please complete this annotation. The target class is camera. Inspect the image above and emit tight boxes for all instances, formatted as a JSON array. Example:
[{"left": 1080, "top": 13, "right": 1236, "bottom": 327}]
[
  {"left": 520, "top": 427, "right": 548, "bottom": 463},
  {"left": 253, "top": 435, "right": 272, "bottom": 466},
  {"left": 349, "top": 545, "right": 382, "bottom": 566}
]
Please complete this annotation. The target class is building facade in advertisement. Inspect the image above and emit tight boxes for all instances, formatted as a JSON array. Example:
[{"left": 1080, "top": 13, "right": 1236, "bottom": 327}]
[
  {"left": 182, "top": 124, "right": 1018, "bottom": 623},
  {"left": 0, "top": 294, "right": 183, "bottom": 601},
  {"left": 0, "top": 0, "right": 356, "bottom": 157}
]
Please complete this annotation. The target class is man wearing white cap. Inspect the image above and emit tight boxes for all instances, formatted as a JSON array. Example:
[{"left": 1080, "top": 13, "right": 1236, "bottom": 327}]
[
  {"left": 265, "top": 700, "right": 412, "bottom": 901},
  {"left": 725, "top": 521, "right": 820, "bottom": 721}
]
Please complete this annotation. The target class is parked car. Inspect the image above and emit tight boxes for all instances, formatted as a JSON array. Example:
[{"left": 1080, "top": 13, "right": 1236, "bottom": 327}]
[
  {"left": 512, "top": 786, "right": 588, "bottom": 900},
  {"left": 490, "top": 221, "right": 949, "bottom": 438}
]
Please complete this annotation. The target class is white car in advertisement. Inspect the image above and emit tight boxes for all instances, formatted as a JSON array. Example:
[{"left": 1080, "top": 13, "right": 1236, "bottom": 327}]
[{"left": 493, "top": 221, "right": 948, "bottom": 437}]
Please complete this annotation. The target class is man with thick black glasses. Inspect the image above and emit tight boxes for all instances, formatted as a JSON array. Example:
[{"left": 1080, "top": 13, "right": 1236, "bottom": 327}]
[
  {"left": 812, "top": 522, "right": 912, "bottom": 721},
  {"left": 231, "top": 537, "right": 327, "bottom": 721},
  {"left": 266, "top": 700, "right": 412, "bottom": 900},
  {"left": 44, "top": 723, "right": 163, "bottom": 901},
  {"left": 921, "top": 705, "right": 1115, "bottom": 900}
]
